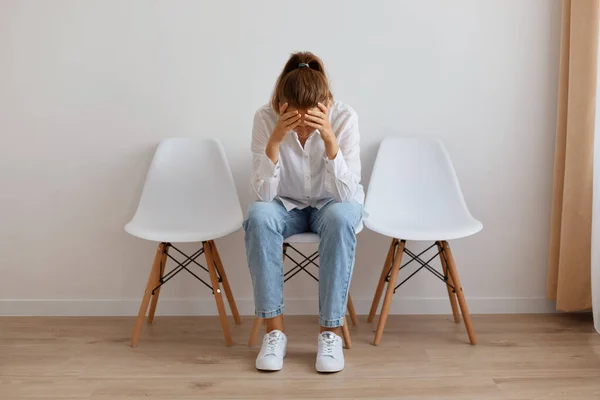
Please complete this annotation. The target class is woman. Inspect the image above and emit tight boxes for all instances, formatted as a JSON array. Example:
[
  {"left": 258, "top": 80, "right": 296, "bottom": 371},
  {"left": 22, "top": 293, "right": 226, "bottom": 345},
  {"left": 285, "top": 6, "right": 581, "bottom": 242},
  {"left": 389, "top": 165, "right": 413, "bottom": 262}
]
[{"left": 244, "top": 52, "right": 364, "bottom": 373}]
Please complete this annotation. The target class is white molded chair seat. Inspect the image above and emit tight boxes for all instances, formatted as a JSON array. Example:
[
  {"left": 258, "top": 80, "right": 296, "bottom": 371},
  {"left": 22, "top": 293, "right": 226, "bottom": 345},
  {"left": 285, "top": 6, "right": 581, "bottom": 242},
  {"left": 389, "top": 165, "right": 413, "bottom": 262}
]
[
  {"left": 365, "top": 216, "right": 480, "bottom": 242},
  {"left": 364, "top": 137, "right": 481, "bottom": 241},
  {"left": 125, "top": 138, "right": 243, "bottom": 243},
  {"left": 285, "top": 222, "right": 364, "bottom": 243}
]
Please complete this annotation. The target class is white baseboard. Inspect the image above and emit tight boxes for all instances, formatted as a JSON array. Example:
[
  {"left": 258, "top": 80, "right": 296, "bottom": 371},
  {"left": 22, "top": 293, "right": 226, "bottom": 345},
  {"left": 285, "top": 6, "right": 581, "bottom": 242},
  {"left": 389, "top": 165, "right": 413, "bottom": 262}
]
[{"left": 0, "top": 297, "right": 556, "bottom": 317}]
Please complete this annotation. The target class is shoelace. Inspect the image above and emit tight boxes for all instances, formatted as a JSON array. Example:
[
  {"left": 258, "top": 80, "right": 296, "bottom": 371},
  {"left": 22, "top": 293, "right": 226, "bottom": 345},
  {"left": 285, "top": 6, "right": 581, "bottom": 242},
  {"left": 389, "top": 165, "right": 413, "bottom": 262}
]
[
  {"left": 264, "top": 333, "right": 281, "bottom": 355},
  {"left": 320, "top": 334, "right": 336, "bottom": 357}
]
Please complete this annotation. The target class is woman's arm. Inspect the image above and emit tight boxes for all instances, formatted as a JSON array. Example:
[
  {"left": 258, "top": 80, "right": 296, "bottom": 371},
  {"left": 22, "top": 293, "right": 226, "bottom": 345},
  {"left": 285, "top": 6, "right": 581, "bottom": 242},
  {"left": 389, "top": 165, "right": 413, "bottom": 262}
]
[
  {"left": 323, "top": 109, "right": 361, "bottom": 203},
  {"left": 251, "top": 104, "right": 301, "bottom": 201},
  {"left": 251, "top": 110, "right": 281, "bottom": 202},
  {"left": 305, "top": 104, "right": 362, "bottom": 203}
]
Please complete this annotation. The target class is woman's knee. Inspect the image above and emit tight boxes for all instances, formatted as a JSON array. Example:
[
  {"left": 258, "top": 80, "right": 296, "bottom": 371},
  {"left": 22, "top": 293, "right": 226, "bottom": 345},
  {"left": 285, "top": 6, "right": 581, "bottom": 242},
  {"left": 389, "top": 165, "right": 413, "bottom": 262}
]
[
  {"left": 321, "top": 203, "right": 360, "bottom": 232},
  {"left": 244, "top": 202, "right": 282, "bottom": 233}
]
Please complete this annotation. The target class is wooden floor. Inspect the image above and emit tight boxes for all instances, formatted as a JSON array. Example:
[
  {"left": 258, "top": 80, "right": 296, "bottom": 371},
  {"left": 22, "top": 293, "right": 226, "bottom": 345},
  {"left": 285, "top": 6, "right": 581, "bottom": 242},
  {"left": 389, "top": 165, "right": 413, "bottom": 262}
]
[{"left": 1, "top": 314, "right": 600, "bottom": 399}]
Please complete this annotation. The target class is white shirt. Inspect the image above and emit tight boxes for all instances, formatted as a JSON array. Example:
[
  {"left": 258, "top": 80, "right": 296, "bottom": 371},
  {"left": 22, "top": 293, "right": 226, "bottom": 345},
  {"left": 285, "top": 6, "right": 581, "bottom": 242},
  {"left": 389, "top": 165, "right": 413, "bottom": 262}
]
[{"left": 251, "top": 101, "right": 364, "bottom": 211}]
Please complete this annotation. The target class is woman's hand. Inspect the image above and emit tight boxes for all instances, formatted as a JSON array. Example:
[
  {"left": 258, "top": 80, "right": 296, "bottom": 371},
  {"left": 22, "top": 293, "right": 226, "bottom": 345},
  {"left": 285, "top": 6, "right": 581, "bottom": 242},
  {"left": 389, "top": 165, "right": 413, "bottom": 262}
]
[
  {"left": 305, "top": 102, "right": 339, "bottom": 159},
  {"left": 266, "top": 103, "right": 301, "bottom": 164},
  {"left": 271, "top": 103, "right": 301, "bottom": 144}
]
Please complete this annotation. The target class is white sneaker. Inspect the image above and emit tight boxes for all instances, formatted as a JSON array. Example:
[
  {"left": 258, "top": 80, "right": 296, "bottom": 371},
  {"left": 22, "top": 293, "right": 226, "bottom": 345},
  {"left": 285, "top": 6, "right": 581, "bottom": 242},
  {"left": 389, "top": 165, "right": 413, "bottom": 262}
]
[
  {"left": 315, "top": 331, "right": 345, "bottom": 373},
  {"left": 255, "top": 330, "right": 287, "bottom": 371}
]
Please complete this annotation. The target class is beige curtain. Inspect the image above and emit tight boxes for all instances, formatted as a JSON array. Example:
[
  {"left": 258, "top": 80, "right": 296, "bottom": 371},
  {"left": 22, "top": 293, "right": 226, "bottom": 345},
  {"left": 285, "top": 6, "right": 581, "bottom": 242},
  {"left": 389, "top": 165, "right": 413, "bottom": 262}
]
[{"left": 547, "top": 0, "right": 599, "bottom": 311}]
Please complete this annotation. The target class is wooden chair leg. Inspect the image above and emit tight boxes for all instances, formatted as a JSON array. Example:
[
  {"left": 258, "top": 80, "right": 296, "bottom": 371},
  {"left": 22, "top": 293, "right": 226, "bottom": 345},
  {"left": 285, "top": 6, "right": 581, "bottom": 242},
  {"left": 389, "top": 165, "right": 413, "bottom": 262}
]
[
  {"left": 248, "top": 317, "right": 263, "bottom": 347},
  {"left": 204, "top": 241, "right": 233, "bottom": 346},
  {"left": 347, "top": 294, "right": 359, "bottom": 326},
  {"left": 341, "top": 316, "right": 352, "bottom": 349},
  {"left": 210, "top": 240, "right": 241, "bottom": 325},
  {"left": 130, "top": 243, "right": 164, "bottom": 347},
  {"left": 373, "top": 239, "right": 405, "bottom": 346},
  {"left": 437, "top": 241, "right": 460, "bottom": 323},
  {"left": 442, "top": 241, "right": 476, "bottom": 345},
  {"left": 147, "top": 243, "right": 169, "bottom": 324},
  {"left": 368, "top": 239, "right": 397, "bottom": 322}
]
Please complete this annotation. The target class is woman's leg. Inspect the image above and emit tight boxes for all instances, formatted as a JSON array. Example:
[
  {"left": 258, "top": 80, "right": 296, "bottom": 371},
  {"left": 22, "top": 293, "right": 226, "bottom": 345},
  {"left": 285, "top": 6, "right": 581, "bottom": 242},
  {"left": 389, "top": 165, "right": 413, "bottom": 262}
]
[
  {"left": 310, "top": 201, "right": 363, "bottom": 333},
  {"left": 244, "top": 200, "right": 309, "bottom": 332}
]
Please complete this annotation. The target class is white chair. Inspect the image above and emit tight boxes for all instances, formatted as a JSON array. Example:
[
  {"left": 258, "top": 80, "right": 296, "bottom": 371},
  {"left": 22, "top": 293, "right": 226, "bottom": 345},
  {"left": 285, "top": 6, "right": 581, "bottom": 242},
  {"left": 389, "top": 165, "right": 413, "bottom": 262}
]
[
  {"left": 365, "top": 137, "right": 482, "bottom": 345},
  {"left": 247, "top": 225, "right": 363, "bottom": 349},
  {"left": 126, "top": 138, "right": 243, "bottom": 347}
]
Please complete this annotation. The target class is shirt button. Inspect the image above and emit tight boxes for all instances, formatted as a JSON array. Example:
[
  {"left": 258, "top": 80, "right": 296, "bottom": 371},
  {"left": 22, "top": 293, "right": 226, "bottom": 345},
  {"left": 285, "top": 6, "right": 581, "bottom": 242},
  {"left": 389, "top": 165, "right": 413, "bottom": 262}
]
[{"left": 305, "top": 176, "right": 309, "bottom": 181}]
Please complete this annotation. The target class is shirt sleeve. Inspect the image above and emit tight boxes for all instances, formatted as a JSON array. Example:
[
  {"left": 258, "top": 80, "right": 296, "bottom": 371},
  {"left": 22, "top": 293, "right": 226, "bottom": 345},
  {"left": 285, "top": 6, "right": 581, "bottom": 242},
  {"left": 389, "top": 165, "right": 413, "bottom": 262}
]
[
  {"left": 323, "top": 108, "right": 362, "bottom": 203},
  {"left": 251, "top": 109, "right": 280, "bottom": 202}
]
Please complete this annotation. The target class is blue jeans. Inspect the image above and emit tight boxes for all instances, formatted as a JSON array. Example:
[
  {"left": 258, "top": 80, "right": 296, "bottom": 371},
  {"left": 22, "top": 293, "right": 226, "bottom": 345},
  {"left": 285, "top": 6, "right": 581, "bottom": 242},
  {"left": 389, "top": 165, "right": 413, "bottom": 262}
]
[{"left": 243, "top": 199, "right": 363, "bottom": 328}]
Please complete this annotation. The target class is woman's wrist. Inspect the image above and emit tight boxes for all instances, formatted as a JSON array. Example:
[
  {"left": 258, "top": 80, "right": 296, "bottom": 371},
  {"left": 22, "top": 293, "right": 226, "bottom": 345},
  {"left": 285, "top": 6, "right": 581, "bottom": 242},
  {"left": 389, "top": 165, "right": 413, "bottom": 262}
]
[
  {"left": 323, "top": 137, "right": 339, "bottom": 160},
  {"left": 266, "top": 140, "right": 280, "bottom": 164}
]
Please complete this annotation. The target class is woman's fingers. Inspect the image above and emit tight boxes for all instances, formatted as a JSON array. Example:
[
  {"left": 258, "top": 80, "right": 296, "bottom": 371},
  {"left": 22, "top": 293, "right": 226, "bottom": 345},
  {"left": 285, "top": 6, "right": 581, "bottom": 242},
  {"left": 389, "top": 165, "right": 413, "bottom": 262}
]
[
  {"left": 284, "top": 113, "right": 302, "bottom": 127},
  {"left": 304, "top": 120, "right": 322, "bottom": 129},
  {"left": 303, "top": 114, "right": 325, "bottom": 124},
  {"left": 288, "top": 117, "right": 302, "bottom": 130},
  {"left": 306, "top": 109, "right": 326, "bottom": 119},
  {"left": 281, "top": 110, "right": 299, "bottom": 121},
  {"left": 317, "top": 102, "right": 329, "bottom": 114},
  {"left": 279, "top": 102, "right": 289, "bottom": 116}
]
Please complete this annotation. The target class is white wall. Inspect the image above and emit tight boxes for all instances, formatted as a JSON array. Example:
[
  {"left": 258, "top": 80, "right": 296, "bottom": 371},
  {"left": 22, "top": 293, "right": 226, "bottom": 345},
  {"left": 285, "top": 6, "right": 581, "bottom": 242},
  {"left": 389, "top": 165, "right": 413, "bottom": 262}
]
[{"left": 0, "top": 0, "right": 561, "bottom": 316}]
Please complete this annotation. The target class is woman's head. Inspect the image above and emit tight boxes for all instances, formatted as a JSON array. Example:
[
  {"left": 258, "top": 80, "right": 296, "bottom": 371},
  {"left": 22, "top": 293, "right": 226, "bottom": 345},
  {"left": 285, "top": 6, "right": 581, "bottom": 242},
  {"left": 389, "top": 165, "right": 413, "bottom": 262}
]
[{"left": 271, "top": 51, "right": 332, "bottom": 113}]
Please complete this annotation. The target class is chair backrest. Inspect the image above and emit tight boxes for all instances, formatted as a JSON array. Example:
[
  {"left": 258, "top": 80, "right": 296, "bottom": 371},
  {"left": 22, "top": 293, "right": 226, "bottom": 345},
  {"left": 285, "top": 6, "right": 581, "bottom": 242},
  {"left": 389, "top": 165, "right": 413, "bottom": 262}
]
[
  {"left": 364, "top": 137, "right": 475, "bottom": 227},
  {"left": 129, "top": 138, "right": 242, "bottom": 240}
]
